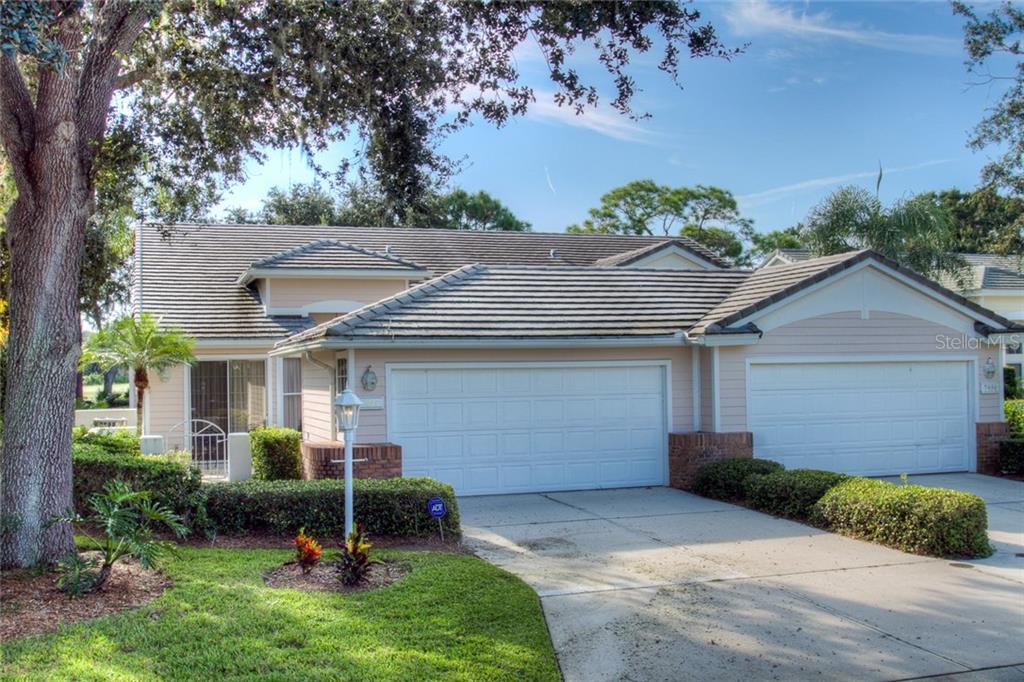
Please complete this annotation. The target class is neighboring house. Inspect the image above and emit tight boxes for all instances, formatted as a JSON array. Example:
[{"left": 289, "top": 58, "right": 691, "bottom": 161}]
[
  {"left": 758, "top": 248, "right": 811, "bottom": 268},
  {"left": 136, "top": 224, "right": 1020, "bottom": 494}
]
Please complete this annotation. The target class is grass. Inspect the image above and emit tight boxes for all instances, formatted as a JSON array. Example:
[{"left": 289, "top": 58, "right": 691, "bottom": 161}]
[
  {"left": 81, "top": 382, "right": 129, "bottom": 400},
  {"left": 0, "top": 548, "right": 560, "bottom": 681}
]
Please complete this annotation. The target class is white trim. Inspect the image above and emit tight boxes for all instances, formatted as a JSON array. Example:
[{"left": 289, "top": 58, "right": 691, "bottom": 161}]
[
  {"left": 265, "top": 357, "right": 272, "bottom": 427},
  {"left": 691, "top": 346, "right": 701, "bottom": 431},
  {"left": 271, "top": 333, "right": 687, "bottom": 356},
  {"left": 744, "top": 354, "right": 979, "bottom": 471},
  {"left": 384, "top": 359, "right": 673, "bottom": 488},
  {"left": 239, "top": 267, "right": 428, "bottom": 285},
  {"left": 965, "top": 290, "right": 1024, "bottom": 298},
  {"left": 267, "top": 300, "right": 364, "bottom": 317},
  {"left": 275, "top": 356, "right": 284, "bottom": 427},
  {"left": 183, "top": 364, "right": 191, "bottom": 446},
  {"left": 695, "top": 333, "right": 762, "bottom": 347},
  {"left": 196, "top": 353, "right": 268, "bottom": 361},
  {"left": 711, "top": 347, "right": 721, "bottom": 432},
  {"left": 195, "top": 338, "right": 280, "bottom": 348},
  {"left": 730, "top": 260, "right": 1008, "bottom": 332},
  {"left": 347, "top": 349, "right": 355, "bottom": 391}
]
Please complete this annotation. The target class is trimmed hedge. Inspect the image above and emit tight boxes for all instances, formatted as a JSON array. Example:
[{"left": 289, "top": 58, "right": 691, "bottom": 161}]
[
  {"left": 1006, "top": 400, "right": 1024, "bottom": 436},
  {"left": 998, "top": 438, "right": 1024, "bottom": 476},
  {"left": 811, "top": 478, "right": 992, "bottom": 558},
  {"left": 205, "top": 478, "right": 460, "bottom": 538},
  {"left": 73, "top": 449, "right": 206, "bottom": 530},
  {"left": 692, "top": 458, "right": 784, "bottom": 501},
  {"left": 744, "top": 469, "right": 848, "bottom": 519},
  {"left": 250, "top": 427, "right": 302, "bottom": 480},
  {"left": 72, "top": 427, "right": 140, "bottom": 458}
]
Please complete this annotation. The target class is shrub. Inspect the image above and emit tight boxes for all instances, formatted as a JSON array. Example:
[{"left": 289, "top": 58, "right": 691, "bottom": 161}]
[
  {"left": 250, "top": 427, "right": 302, "bottom": 480},
  {"left": 337, "top": 524, "right": 381, "bottom": 586},
  {"left": 73, "top": 449, "right": 206, "bottom": 530},
  {"left": 72, "top": 428, "right": 140, "bottom": 458},
  {"left": 205, "top": 477, "right": 461, "bottom": 538},
  {"left": 294, "top": 528, "right": 323, "bottom": 574},
  {"left": 52, "top": 480, "right": 187, "bottom": 595},
  {"left": 692, "top": 458, "right": 785, "bottom": 501},
  {"left": 1006, "top": 400, "right": 1024, "bottom": 436},
  {"left": 998, "top": 438, "right": 1024, "bottom": 476},
  {"left": 811, "top": 478, "right": 992, "bottom": 558},
  {"left": 744, "top": 469, "right": 849, "bottom": 519}
]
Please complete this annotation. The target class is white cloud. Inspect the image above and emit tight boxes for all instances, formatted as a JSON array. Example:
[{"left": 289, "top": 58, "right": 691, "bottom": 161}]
[
  {"left": 726, "top": 1, "right": 960, "bottom": 56},
  {"left": 544, "top": 166, "right": 557, "bottom": 195},
  {"left": 739, "top": 159, "right": 952, "bottom": 207},
  {"left": 525, "top": 90, "right": 658, "bottom": 144}
]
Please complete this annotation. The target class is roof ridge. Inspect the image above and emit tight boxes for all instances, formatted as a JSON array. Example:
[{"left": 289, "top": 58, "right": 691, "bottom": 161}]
[
  {"left": 249, "top": 238, "right": 424, "bottom": 270},
  {"left": 276, "top": 263, "right": 487, "bottom": 347}
]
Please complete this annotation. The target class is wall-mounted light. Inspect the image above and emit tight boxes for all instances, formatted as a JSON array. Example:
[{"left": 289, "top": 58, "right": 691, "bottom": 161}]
[
  {"left": 361, "top": 365, "right": 378, "bottom": 392},
  {"left": 984, "top": 357, "right": 996, "bottom": 380}
]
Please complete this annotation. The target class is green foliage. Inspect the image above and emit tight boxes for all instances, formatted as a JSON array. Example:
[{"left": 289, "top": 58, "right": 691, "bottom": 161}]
[
  {"left": 680, "top": 224, "right": 745, "bottom": 262},
  {"left": 742, "top": 225, "right": 806, "bottom": 263},
  {"left": 1, "top": 548, "right": 560, "bottom": 680},
  {"left": 744, "top": 469, "right": 849, "bottom": 519},
  {"left": 1006, "top": 399, "right": 1024, "bottom": 436},
  {"left": 249, "top": 427, "right": 302, "bottom": 481},
  {"left": 431, "top": 189, "right": 531, "bottom": 232},
  {"left": 205, "top": 478, "right": 460, "bottom": 538},
  {"left": 51, "top": 481, "right": 188, "bottom": 595},
  {"left": 692, "top": 458, "right": 785, "bottom": 501},
  {"left": 338, "top": 524, "right": 382, "bottom": 586},
  {"left": 800, "top": 185, "right": 967, "bottom": 281},
  {"left": 72, "top": 428, "right": 140, "bottom": 458},
  {"left": 920, "top": 186, "right": 1024, "bottom": 256},
  {"left": 72, "top": 449, "right": 206, "bottom": 531},
  {"left": 953, "top": 2, "right": 1024, "bottom": 196},
  {"left": 811, "top": 478, "right": 992, "bottom": 558},
  {"left": 0, "top": 1, "right": 68, "bottom": 68},
  {"left": 999, "top": 438, "right": 1024, "bottom": 475}
]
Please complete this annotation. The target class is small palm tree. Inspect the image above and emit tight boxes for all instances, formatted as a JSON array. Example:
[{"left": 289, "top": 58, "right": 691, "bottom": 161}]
[{"left": 81, "top": 314, "right": 195, "bottom": 436}]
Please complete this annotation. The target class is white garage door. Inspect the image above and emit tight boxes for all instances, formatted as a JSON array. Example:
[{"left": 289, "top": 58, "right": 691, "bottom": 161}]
[
  {"left": 389, "top": 363, "right": 668, "bottom": 495},
  {"left": 748, "top": 361, "right": 971, "bottom": 476}
]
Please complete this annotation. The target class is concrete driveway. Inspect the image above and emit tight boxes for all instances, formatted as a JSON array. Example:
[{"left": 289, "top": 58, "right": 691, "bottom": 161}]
[{"left": 461, "top": 482, "right": 1024, "bottom": 682}]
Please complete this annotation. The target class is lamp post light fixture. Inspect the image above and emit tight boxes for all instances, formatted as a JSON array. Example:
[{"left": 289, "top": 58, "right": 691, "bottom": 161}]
[{"left": 333, "top": 388, "right": 363, "bottom": 537}]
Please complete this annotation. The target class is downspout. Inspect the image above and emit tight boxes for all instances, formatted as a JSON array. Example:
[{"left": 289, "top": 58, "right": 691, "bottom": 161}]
[{"left": 304, "top": 351, "right": 338, "bottom": 441}]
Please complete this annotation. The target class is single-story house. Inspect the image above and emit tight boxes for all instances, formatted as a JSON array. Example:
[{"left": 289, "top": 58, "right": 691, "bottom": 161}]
[{"left": 136, "top": 224, "right": 1021, "bottom": 494}]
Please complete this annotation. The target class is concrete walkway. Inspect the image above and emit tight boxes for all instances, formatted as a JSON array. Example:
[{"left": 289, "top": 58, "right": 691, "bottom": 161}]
[{"left": 462, "top": 484, "right": 1024, "bottom": 682}]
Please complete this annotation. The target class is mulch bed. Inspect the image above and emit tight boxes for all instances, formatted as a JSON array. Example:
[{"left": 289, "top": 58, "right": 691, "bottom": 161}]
[
  {"left": 263, "top": 560, "right": 409, "bottom": 593},
  {"left": 0, "top": 557, "right": 170, "bottom": 641}
]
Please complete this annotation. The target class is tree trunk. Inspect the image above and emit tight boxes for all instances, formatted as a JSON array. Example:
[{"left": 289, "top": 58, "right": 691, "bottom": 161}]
[
  {"left": 0, "top": 193, "right": 89, "bottom": 568},
  {"left": 76, "top": 371, "right": 84, "bottom": 401},
  {"left": 102, "top": 366, "right": 118, "bottom": 397},
  {"left": 134, "top": 369, "right": 148, "bottom": 438}
]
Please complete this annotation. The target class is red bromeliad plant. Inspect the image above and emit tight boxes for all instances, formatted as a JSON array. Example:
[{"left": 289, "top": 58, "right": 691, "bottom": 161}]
[
  {"left": 338, "top": 524, "right": 381, "bottom": 586},
  {"left": 294, "top": 528, "right": 322, "bottom": 574}
]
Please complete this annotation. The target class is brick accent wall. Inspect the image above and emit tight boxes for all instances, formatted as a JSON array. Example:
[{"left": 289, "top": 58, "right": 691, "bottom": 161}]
[
  {"left": 976, "top": 422, "right": 1010, "bottom": 476},
  {"left": 669, "top": 431, "right": 753, "bottom": 491},
  {"left": 300, "top": 441, "right": 402, "bottom": 480}
]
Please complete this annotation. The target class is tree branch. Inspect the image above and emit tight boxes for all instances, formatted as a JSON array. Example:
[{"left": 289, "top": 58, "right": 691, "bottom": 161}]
[
  {"left": 0, "top": 55, "right": 37, "bottom": 193},
  {"left": 113, "top": 67, "right": 154, "bottom": 91}
]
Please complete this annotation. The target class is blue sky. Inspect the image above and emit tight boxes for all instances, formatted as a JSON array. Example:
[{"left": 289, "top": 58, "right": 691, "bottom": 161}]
[{"left": 219, "top": 1, "right": 1003, "bottom": 235}]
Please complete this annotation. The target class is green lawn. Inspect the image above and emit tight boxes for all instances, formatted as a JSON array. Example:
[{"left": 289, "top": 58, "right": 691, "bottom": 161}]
[
  {"left": 82, "top": 382, "right": 129, "bottom": 400},
  {"left": 1, "top": 548, "right": 560, "bottom": 681}
]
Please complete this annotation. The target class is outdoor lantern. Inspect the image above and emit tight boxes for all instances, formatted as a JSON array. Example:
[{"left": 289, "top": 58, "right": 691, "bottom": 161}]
[
  {"left": 984, "top": 357, "right": 996, "bottom": 380},
  {"left": 334, "top": 388, "right": 362, "bottom": 432}
]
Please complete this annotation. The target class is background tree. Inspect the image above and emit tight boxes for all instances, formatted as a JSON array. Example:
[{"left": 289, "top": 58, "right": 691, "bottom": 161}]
[
  {"left": 569, "top": 180, "right": 750, "bottom": 262},
  {"left": 918, "top": 186, "right": 1024, "bottom": 255},
  {"left": 431, "top": 189, "right": 531, "bottom": 232},
  {"left": 800, "top": 186, "right": 966, "bottom": 280},
  {"left": 741, "top": 225, "right": 806, "bottom": 264},
  {"left": 0, "top": 1, "right": 733, "bottom": 567},
  {"left": 953, "top": 2, "right": 1024, "bottom": 195},
  {"left": 80, "top": 314, "right": 195, "bottom": 438}
]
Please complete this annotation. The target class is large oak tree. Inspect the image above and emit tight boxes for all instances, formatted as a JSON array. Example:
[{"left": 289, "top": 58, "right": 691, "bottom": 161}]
[{"left": 0, "top": 1, "right": 734, "bottom": 566}]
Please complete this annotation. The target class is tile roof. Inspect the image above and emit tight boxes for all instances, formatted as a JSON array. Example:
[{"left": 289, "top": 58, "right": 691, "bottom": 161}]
[
  {"left": 940, "top": 253, "right": 1024, "bottom": 292},
  {"left": 277, "top": 266, "right": 752, "bottom": 346},
  {"left": 251, "top": 239, "right": 425, "bottom": 270},
  {"left": 591, "top": 238, "right": 729, "bottom": 268},
  {"left": 136, "top": 223, "right": 721, "bottom": 339}
]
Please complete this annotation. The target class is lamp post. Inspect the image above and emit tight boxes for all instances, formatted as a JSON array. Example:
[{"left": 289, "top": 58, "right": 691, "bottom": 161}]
[{"left": 333, "top": 388, "right": 363, "bottom": 537}]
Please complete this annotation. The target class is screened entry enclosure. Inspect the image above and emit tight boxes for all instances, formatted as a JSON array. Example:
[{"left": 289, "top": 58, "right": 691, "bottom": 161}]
[{"left": 189, "top": 360, "right": 267, "bottom": 473}]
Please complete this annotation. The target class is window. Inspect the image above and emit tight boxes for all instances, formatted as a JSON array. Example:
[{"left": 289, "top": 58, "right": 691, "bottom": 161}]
[
  {"left": 283, "top": 358, "right": 302, "bottom": 431},
  {"left": 191, "top": 360, "right": 267, "bottom": 433},
  {"left": 336, "top": 356, "right": 349, "bottom": 395}
]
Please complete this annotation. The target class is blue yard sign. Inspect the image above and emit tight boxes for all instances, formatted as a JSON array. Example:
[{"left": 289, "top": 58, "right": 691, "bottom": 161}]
[
  {"left": 427, "top": 496, "right": 447, "bottom": 519},
  {"left": 427, "top": 496, "right": 447, "bottom": 541}
]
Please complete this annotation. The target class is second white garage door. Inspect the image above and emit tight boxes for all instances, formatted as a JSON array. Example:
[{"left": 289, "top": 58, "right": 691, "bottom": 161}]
[
  {"left": 748, "top": 360, "right": 972, "bottom": 476},
  {"left": 389, "top": 363, "right": 668, "bottom": 495}
]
